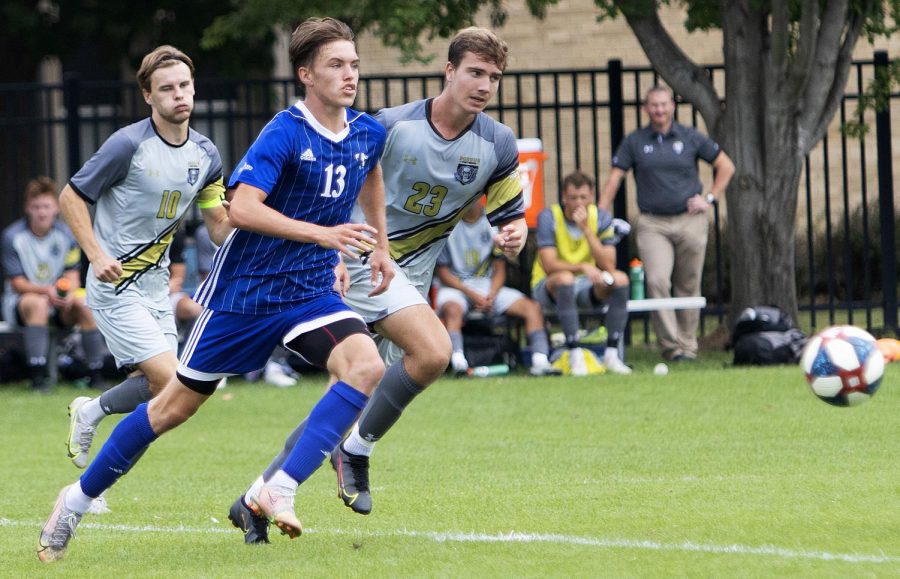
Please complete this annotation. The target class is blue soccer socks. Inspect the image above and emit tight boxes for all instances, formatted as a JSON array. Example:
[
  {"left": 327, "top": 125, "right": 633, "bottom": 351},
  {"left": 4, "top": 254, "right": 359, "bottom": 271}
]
[
  {"left": 280, "top": 382, "right": 368, "bottom": 484},
  {"left": 79, "top": 403, "right": 158, "bottom": 498}
]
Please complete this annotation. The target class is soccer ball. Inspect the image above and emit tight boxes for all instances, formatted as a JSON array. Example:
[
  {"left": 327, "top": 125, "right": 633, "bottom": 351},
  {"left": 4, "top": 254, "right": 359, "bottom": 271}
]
[{"left": 800, "top": 325, "right": 885, "bottom": 407}]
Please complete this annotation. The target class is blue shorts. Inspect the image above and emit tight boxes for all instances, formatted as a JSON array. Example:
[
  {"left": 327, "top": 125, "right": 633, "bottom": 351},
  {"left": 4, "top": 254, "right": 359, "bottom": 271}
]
[{"left": 177, "top": 291, "right": 364, "bottom": 382}]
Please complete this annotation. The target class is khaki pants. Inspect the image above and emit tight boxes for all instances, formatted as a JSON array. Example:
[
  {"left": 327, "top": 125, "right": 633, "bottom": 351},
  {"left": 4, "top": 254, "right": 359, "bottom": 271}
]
[{"left": 635, "top": 212, "right": 709, "bottom": 358}]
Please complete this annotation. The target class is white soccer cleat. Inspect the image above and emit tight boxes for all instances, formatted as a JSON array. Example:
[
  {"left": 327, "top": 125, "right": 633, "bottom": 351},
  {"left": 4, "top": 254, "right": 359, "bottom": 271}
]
[
  {"left": 529, "top": 352, "right": 561, "bottom": 376},
  {"left": 450, "top": 351, "right": 469, "bottom": 375},
  {"left": 263, "top": 360, "right": 298, "bottom": 388},
  {"left": 66, "top": 397, "right": 96, "bottom": 469},
  {"left": 569, "top": 347, "right": 588, "bottom": 376},
  {"left": 603, "top": 350, "right": 633, "bottom": 375},
  {"left": 87, "top": 493, "right": 111, "bottom": 515}
]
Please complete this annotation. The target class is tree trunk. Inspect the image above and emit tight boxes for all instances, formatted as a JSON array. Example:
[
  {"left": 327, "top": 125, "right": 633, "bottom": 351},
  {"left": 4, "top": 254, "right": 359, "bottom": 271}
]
[
  {"left": 617, "top": 0, "right": 866, "bottom": 328},
  {"left": 722, "top": 1, "right": 804, "bottom": 323}
]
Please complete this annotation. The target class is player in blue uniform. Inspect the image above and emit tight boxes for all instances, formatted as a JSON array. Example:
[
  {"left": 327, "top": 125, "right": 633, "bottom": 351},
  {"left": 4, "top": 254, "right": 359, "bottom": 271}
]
[
  {"left": 37, "top": 17, "right": 393, "bottom": 562},
  {"left": 227, "top": 27, "right": 529, "bottom": 545}
]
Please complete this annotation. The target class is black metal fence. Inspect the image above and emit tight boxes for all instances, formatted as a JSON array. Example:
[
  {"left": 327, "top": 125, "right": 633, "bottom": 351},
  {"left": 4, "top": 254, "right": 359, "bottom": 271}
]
[{"left": 1, "top": 54, "right": 897, "bottom": 335}]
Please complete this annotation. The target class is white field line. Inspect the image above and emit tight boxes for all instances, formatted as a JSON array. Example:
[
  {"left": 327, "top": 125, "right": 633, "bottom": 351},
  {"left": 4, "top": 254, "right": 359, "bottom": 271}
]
[{"left": 3, "top": 518, "right": 898, "bottom": 565}]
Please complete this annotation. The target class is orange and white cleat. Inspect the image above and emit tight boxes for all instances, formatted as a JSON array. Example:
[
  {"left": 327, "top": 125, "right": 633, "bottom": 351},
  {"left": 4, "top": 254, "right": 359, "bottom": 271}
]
[
  {"left": 248, "top": 484, "right": 303, "bottom": 539},
  {"left": 37, "top": 485, "right": 83, "bottom": 563}
]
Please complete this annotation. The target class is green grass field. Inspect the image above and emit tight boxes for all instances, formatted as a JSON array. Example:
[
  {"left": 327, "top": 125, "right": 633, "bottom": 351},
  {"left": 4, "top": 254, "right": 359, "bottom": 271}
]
[{"left": 2, "top": 348, "right": 898, "bottom": 577}]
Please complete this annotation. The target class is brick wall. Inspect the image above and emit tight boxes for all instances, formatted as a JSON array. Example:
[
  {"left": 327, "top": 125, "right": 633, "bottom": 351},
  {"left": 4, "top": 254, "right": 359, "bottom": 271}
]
[{"left": 356, "top": 1, "right": 899, "bottom": 74}]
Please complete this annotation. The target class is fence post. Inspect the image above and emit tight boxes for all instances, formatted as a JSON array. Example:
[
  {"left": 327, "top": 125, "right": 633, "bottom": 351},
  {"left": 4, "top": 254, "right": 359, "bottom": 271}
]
[
  {"left": 874, "top": 51, "right": 898, "bottom": 333},
  {"left": 63, "top": 73, "right": 81, "bottom": 176},
  {"left": 607, "top": 59, "right": 627, "bottom": 268}
]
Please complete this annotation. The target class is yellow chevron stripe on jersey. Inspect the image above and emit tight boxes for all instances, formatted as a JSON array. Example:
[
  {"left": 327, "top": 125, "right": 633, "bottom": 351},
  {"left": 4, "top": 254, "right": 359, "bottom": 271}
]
[
  {"left": 114, "top": 220, "right": 182, "bottom": 293},
  {"left": 196, "top": 177, "right": 225, "bottom": 208},
  {"left": 388, "top": 204, "right": 470, "bottom": 265},
  {"left": 484, "top": 172, "right": 523, "bottom": 217}
]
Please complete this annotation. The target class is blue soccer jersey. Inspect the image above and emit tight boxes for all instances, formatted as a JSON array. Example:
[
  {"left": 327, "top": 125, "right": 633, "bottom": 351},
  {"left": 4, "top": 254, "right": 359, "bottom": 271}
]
[{"left": 195, "top": 102, "right": 386, "bottom": 314}]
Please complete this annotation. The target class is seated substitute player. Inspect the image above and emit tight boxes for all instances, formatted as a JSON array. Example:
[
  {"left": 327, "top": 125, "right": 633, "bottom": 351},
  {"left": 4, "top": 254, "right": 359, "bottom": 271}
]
[
  {"left": 37, "top": 17, "right": 393, "bottom": 562},
  {"left": 435, "top": 201, "right": 557, "bottom": 376},
  {"left": 60, "top": 45, "right": 231, "bottom": 470},
  {"left": 1, "top": 177, "right": 107, "bottom": 392},
  {"left": 531, "top": 170, "right": 632, "bottom": 375},
  {"left": 228, "top": 26, "right": 528, "bottom": 544}
]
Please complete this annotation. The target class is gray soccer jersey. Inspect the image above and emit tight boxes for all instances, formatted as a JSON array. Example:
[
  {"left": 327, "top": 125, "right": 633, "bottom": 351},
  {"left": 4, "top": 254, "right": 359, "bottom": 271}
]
[
  {"left": 350, "top": 98, "right": 524, "bottom": 288},
  {"left": 69, "top": 118, "right": 224, "bottom": 310},
  {"left": 436, "top": 213, "right": 500, "bottom": 282},
  {"left": 1, "top": 218, "right": 80, "bottom": 322}
]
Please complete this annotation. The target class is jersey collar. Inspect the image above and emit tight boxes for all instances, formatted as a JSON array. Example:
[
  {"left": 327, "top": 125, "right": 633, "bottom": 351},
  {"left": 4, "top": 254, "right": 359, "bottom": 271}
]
[{"left": 293, "top": 101, "right": 350, "bottom": 142}]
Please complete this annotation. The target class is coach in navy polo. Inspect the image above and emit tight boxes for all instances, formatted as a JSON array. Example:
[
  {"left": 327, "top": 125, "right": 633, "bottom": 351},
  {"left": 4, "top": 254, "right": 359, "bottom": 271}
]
[{"left": 600, "top": 85, "right": 734, "bottom": 362}]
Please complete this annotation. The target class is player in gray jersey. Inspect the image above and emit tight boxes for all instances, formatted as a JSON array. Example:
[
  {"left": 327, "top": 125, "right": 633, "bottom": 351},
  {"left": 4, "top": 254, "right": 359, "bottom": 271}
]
[
  {"left": 230, "top": 27, "right": 529, "bottom": 542},
  {"left": 60, "top": 46, "right": 231, "bottom": 469},
  {"left": 434, "top": 201, "right": 557, "bottom": 376},
  {"left": 1, "top": 177, "right": 107, "bottom": 392}
]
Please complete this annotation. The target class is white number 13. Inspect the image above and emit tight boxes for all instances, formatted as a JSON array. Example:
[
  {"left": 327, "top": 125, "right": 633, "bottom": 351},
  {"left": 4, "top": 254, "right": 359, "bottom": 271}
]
[{"left": 321, "top": 164, "right": 347, "bottom": 198}]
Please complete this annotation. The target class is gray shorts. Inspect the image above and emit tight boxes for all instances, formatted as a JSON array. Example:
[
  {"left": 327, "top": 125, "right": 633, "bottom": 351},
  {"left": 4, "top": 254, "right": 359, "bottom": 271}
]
[
  {"left": 343, "top": 258, "right": 429, "bottom": 366},
  {"left": 93, "top": 301, "right": 177, "bottom": 369},
  {"left": 532, "top": 275, "right": 597, "bottom": 310},
  {"left": 435, "top": 279, "right": 526, "bottom": 315}
]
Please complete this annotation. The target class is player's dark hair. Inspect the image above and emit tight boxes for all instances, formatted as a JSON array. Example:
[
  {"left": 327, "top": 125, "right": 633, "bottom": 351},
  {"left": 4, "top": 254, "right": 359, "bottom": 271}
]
[
  {"left": 561, "top": 170, "right": 595, "bottom": 192},
  {"left": 24, "top": 176, "right": 57, "bottom": 203},
  {"left": 448, "top": 27, "right": 508, "bottom": 72},
  {"left": 137, "top": 46, "right": 195, "bottom": 93},
  {"left": 290, "top": 17, "right": 356, "bottom": 98}
]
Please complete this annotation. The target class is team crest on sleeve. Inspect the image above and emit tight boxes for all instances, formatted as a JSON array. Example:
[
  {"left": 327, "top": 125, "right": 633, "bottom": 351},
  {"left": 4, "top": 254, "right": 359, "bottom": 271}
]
[
  {"left": 187, "top": 165, "right": 200, "bottom": 185},
  {"left": 455, "top": 158, "right": 479, "bottom": 185}
]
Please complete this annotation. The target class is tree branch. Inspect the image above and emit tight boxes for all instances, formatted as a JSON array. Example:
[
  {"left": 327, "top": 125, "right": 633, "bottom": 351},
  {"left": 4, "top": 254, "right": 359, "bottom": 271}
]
[
  {"left": 797, "top": 0, "right": 850, "bottom": 149},
  {"left": 615, "top": 1, "right": 722, "bottom": 132},
  {"left": 785, "top": 0, "right": 819, "bottom": 103},
  {"left": 806, "top": 7, "right": 866, "bottom": 149}
]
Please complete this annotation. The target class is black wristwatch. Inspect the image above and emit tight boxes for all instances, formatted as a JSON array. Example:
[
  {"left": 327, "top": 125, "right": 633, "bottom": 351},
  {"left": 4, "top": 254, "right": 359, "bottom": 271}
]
[{"left": 705, "top": 193, "right": 716, "bottom": 205}]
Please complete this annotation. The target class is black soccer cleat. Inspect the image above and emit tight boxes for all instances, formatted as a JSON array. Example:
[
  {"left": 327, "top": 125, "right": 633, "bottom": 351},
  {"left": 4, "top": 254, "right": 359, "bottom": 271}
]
[
  {"left": 331, "top": 444, "right": 372, "bottom": 515},
  {"left": 228, "top": 494, "right": 270, "bottom": 544}
]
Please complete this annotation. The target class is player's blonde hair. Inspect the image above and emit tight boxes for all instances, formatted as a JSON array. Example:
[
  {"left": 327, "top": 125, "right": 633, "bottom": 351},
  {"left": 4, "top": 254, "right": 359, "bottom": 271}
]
[
  {"left": 448, "top": 27, "right": 509, "bottom": 72},
  {"left": 136, "top": 46, "right": 195, "bottom": 93},
  {"left": 289, "top": 17, "right": 356, "bottom": 98}
]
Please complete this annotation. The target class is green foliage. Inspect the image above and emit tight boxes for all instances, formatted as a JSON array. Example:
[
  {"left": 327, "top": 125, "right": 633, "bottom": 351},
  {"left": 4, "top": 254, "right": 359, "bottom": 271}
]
[
  {"left": 200, "top": 0, "right": 519, "bottom": 65},
  {"left": 2, "top": 0, "right": 273, "bottom": 81},
  {"left": 593, "top": 0, "right": 900, "bottom": 37},
  {"left": 844, "top": 58, "right": 900, "bottom": 138},
  {"left": 2, "top": 366, "right": 899, "bottom": 575}
]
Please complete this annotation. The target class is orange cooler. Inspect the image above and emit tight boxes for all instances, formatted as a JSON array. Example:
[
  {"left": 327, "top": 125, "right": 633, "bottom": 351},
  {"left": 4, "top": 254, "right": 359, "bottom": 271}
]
[{"left": 516, "top": 138, "right": 546, "bottom": 228}]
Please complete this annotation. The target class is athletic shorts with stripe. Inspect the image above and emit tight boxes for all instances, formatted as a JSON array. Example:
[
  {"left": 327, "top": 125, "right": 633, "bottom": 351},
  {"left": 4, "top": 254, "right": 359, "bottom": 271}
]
[{"left": 177, "top": 291, "right": 368, "bottom": 387}]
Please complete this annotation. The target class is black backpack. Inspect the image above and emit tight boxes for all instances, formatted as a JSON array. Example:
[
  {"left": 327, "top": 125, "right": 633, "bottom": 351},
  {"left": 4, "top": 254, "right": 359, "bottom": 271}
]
[{"left": 731, "top": 306, "right": 807, "bottom": 366}]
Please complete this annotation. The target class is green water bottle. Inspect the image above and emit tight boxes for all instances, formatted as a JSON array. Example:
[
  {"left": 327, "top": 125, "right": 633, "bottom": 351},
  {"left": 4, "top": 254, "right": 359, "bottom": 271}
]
[
  {"left": 468, "top": 364, "right": 510, "bottom": 377},
  {"left": 629, "top": 258, "right": 645, "bottom": 300}
]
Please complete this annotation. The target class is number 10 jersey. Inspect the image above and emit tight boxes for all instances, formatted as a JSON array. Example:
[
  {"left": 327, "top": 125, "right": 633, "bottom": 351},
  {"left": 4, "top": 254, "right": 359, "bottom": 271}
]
[{"left": 69, "top": 118, "right": 224, "bottom": 311}]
